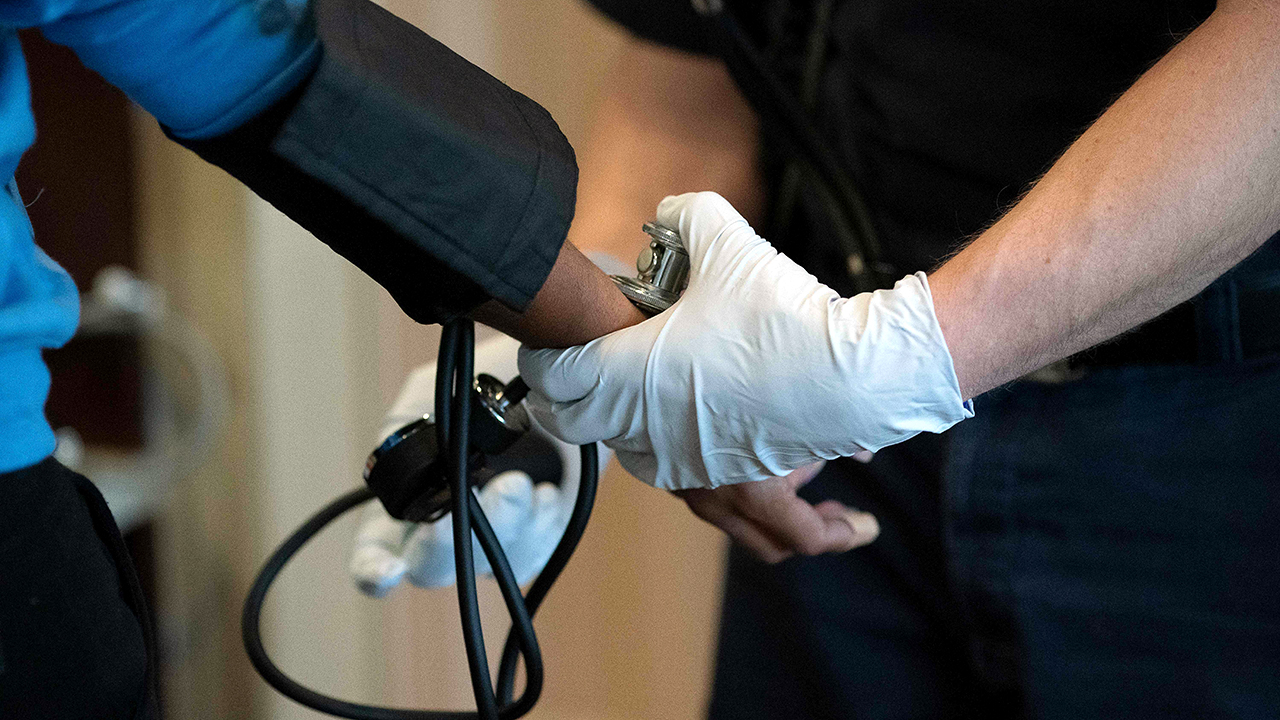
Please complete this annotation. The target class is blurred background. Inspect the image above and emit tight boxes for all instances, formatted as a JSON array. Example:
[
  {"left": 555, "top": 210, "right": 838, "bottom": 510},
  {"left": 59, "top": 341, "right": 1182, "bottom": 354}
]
[{"left": 21, "top": 1, "right": 728, "bottom": 718}]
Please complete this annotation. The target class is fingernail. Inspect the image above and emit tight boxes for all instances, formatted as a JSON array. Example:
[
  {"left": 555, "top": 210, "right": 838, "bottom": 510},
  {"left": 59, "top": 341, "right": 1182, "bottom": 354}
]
[{"left": 840, "top": 510, "right": 880, "bottom": 549}]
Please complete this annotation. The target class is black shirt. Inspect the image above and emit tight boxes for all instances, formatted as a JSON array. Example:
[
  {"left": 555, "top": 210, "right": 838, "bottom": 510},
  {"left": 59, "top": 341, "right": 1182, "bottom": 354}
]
[{"left": 586, "top": 0, "right": 1213, "bottom": 292}]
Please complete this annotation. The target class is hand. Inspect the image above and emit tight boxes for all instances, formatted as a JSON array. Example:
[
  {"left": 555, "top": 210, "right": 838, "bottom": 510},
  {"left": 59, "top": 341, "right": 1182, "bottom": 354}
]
[
  {"left": 349, "top": 334, "right": 595, "bottom": 596},
  {"left": 351, "top": 466, "right": 573, "bottom": 595},
  {"left": 675, "top": 461, "right": 880, "bottom": 563},
  {"left": 519, "top": 191, "right": 971, "bottom": 491}
]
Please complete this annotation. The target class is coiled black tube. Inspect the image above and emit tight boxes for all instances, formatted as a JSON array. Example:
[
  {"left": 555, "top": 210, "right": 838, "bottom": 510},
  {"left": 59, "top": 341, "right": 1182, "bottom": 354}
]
[{"left": 242, "top": 318, "right": 598, "bottom": 719}]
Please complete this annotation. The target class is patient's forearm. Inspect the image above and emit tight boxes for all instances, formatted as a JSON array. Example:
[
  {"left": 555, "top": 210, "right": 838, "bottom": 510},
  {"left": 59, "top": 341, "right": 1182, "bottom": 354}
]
[
  {"left": 930, "top": 1, "right": 1280, "bottom": 397},
  {"left": 470, "top": 241, "right": 645, "bottom": 348}
]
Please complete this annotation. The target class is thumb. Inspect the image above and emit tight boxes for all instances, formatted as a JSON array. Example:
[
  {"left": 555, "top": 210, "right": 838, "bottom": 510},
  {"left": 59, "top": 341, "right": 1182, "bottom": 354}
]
[
  {"left": 349, "top": 504, "right": 412, "bottom": 598},
  {"left": 813, "top": 500, "right": 881, "bottom": 550},
  {"left": 655, "top": 191, "right": 764, "bottom": 279},
  {"left": 517, "top": 342, "right": 604, "bottom": 404},
  {"left": 475, "top": 470, "right": 538, "bottom": 551}
]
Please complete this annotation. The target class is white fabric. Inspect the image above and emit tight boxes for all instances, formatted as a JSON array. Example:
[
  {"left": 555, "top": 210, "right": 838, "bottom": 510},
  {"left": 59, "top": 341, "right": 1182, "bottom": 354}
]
[
  {"left": 349, "top": 333, "right": 593, "bottom": 596},
  {"left": 518, "top": 192, "right": 973, "bottom": 491}
]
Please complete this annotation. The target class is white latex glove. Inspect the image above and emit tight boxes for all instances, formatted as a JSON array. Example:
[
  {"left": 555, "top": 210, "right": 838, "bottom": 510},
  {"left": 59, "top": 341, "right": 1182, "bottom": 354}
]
[
  {"left": 518, "top": 191, "right": 973, "bottom": 491},
  {"left": 349, "top": 334, "right": 597, "bottom": 597}
]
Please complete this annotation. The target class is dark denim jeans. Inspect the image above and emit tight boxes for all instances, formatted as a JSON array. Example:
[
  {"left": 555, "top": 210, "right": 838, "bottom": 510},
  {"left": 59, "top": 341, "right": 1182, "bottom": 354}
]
[{"left": 709, "top": 356, "right": 1280, "bottom": 719}]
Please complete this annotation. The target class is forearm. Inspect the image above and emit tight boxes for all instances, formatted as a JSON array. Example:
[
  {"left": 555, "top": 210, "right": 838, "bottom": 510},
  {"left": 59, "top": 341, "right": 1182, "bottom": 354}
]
[
  {"left": 470, "top": 241, "right": 645, "bottom": 348},
  {"left": 930, "top": 1, "right": 1280, "bottom": 398}
]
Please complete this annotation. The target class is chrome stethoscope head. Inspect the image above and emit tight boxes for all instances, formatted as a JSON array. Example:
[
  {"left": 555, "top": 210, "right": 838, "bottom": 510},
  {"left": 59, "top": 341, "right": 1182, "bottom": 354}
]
[{"left": 610, "top": 222, "right": 689, "bottom": 316}]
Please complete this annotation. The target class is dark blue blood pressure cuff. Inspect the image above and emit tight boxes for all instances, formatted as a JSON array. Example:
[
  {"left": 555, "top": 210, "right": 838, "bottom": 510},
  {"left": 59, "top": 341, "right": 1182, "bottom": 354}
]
[{"left": 171, "top": 0, "right": 577, "bottom": 324}]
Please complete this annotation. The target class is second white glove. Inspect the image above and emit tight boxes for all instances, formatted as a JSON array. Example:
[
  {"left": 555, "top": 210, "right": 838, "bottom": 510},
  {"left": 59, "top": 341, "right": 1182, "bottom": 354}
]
[
  {"left": 349, "top": 334, "right": 592, "bottom": 597},
  {"left": 518, "top": 192, "right": 973, "bottom": 491}
]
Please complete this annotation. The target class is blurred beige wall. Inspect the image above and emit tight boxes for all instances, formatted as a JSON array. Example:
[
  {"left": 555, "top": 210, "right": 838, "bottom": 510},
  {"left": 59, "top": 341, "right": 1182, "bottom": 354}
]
[{"left": 137, "top": 2, "right": 729, "bottom": 719}]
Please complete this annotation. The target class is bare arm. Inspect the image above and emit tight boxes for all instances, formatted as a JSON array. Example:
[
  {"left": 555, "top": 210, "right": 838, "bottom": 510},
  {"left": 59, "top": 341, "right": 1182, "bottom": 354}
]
[
  {"left": 470, "top": 241, "right": 646, "bottom": 348},
  {"left": 931, "top": 0, "right": 1280, "bottom": 398}
]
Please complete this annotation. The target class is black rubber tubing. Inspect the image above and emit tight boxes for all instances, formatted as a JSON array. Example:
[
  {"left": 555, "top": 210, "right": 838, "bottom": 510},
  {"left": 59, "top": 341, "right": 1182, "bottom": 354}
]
[{"left": 241, "top": 318, "right": 599, "bottom": 719}]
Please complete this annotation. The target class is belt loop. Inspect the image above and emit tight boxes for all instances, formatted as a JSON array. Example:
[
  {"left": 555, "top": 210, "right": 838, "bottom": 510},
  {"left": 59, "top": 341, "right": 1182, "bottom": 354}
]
[{"left": 1193, "top": 277, "right": 1244, "bottom": 363}]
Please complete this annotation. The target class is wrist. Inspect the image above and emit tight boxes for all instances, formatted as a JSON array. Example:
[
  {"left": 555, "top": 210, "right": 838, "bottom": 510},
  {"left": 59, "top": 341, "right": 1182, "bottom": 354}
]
[
  {"left": 471, "top": 242, "right": 646, "bottom": 348},
  {"left": 829, "top": 273, "right": 973, "bottom": 451},
  {"left": 923, "top": 263, "right": 979, "bottom": 399}
]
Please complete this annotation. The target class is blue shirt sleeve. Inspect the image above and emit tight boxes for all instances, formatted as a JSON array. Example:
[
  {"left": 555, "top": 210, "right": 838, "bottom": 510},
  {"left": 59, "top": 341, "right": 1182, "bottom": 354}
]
[{"left": 32, "top": 0, "right": 319, "bottom": 138}]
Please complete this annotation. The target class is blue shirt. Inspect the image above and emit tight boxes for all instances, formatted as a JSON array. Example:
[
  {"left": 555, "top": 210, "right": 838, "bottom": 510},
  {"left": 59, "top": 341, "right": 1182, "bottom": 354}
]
[{"left": 0, "top": 0, "right": 318, "bottom": 473}]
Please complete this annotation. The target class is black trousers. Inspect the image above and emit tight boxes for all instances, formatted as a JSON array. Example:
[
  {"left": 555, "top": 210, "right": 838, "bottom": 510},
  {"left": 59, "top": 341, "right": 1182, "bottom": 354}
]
[
  {"left": 709, "top": 356, "right": 1280, "bottom": 719},
  {"left": 0, "top": 458, "right": 159, "bottom": 719}
]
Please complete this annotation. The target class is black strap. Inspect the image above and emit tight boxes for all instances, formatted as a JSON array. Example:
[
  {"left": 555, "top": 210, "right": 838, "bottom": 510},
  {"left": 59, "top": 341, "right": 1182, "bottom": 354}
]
[
  {"left": 699, "top": 3, "right": 896, "bottom": 291},
  {"left": 769, "top": 0, "right": 835, "bottom": 235}
]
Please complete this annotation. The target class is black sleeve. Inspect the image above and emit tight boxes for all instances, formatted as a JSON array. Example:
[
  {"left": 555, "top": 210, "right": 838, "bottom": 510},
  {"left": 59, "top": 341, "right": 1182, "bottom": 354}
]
[
  {"left": 583, "top": 0, "right": 715, "bottom": 55},
  {"left": 171, "top": 0, "right": 577, "bottom": 324}
]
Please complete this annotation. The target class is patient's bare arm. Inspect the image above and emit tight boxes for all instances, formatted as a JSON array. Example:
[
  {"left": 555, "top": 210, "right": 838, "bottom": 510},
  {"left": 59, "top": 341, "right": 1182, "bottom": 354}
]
[{"left": 470, "top": 241, "right": 645, "bottom": 349}]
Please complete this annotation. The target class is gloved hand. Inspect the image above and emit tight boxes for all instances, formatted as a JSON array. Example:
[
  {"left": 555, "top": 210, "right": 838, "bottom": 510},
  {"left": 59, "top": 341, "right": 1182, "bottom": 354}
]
[
  {"left": 349, "top": 334, "right": 593, "bottom": 597},
  {"left": 518, "top": 191, "right": 972, "bottom": 491}
]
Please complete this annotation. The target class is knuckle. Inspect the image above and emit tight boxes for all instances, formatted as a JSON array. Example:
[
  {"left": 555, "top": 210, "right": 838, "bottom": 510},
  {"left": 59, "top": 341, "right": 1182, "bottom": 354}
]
[
  {"left": 794, "top": 535, "right": 827, "bottom": 556},
  {"left": 691, "top": 190, "right": 725, "bottom": 207},
  {"left": 682, "top": 501, "right": 710, "bottom": 521},
  {"left": 690, "top": 191, "right": 733, "bottom": 220},
  {"left": 687, "top": 502, "right": 724, "bottom": 525}
]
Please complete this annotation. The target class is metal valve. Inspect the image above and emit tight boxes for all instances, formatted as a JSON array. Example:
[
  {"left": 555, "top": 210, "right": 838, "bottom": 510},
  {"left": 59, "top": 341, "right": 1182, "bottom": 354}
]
[
  {"left": 362, "top": 374, "right": 532, "bottom": 522},
  {"left": 610, "top": 222, "right": 689, "bottom": 315}
]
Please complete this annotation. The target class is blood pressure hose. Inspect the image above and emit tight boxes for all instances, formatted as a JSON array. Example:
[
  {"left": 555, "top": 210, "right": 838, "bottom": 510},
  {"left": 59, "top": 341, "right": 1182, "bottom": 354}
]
[
  {"left": 240, "top": 5, "right": 891, "bottom": 709},
  {"left": 241, "top": 319, "right": 598, "bottom": 720},
  {"left": 242, "top": 222, "right": 685, "bottom": 719}
]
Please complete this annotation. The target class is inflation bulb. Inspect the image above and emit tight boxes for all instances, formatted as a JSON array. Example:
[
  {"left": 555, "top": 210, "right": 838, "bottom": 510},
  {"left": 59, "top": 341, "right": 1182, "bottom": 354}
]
[{"left": 245, "top": 221, "right": 689, "bottom": 720}]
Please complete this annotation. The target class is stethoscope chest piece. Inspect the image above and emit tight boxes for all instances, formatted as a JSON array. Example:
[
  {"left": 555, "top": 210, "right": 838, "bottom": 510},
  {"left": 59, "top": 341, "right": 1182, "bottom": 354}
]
[{"left": 610, "top": 222, "right": 689, "bottom": 315}]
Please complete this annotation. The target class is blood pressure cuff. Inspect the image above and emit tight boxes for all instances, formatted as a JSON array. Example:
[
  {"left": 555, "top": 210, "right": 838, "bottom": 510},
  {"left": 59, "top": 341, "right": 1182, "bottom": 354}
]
[{"left": 171, "top": 0, "right": 577, "bottom": 324}]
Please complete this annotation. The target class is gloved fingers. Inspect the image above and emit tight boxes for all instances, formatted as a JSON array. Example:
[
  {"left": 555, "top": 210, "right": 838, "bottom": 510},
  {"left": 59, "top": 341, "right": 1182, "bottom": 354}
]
[
  {"left": 612, "top": 447, "right": 662, "bottom": 489},
  {"left": 518, "top": 482, "right": 568, "bottom": 544},
  {"left": 524, "top": 386, "right": 639, "bottom": 447},
  {"left": 595, "top": 443, "right": 615, "bottom": 475},
  {"left": 517, "top": 343, "right": 602, "bottom": 404},
  {"left": 349, "top": 505, "right": 414, "bottom": 597},
  {"left": 656, "top": 191, "right": 754, "bottom": 272},
  {"left": 503, "top": 482, "right": 567, "bottom": 585},
  {"left": 349, "top": 545, "right": 410, "bottom": 598},
  {"left": 523, "top": 411, "right": 591, "bottom": 499},
  {"left": 403, "top": 519, "right": 466, "bottom": 588},
  {"left": 476, "top": 470, "right": 538, "bottom": 551},
  {"left": 404, "top": 473, "right": 538, "bottom": 588}
]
